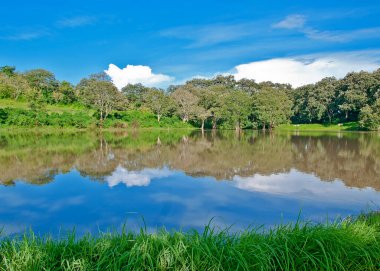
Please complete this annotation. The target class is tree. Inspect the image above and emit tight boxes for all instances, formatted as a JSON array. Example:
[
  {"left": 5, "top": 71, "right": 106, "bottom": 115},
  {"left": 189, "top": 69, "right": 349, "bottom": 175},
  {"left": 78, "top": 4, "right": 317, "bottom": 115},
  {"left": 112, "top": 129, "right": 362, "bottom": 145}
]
[
  {"left": 221, "top": 90, "right": 252, "bottom": 131},
  {"left": 0, "top": 66, "right": 16, "bottom": 77},
  {"left": 315, "top": 77, "right": 338, "bottom": 123},
  {"left": 24, "top": 69, "right": 59, "bottom": 103},
  {"left": 54, "top": 81, "right": 76, "bottom": 104},
  {"left": 145, "top": 89, "right": 174, "bottom": 122},
  {"left": 28, "top": 89, "right": 46, "bottom": 113},
  {"left": 121, "top": 83, "right": 150, "bottom": 108},
  {"left": 337, "top": 71, "right": 375, "bottom": 121},
  {"left": 253, "top": 88, "right": 293, "bottom": 129},
  {"left": 199, "top": 85, "right": 228, "bottom": 129},
  {"left": 171, "top": 85, "right": 199, "bottom": 122},
  {"left": 77, "top": 74, "right": 126, "bottom": 123},
  {"left": 359, "top": 99, "right": 380, "bottom": 130}
]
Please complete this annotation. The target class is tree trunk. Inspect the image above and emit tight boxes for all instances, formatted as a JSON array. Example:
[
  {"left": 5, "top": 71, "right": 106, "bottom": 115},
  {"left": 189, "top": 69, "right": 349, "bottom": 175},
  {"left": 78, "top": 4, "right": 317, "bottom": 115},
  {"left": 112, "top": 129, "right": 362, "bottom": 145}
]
[
  {"left": 99, "top": 110, "right": 104, "bottom": 127},
  {"left": 157, "top": 114, "right": 161, "bottom": 122},
  {"left": 201, "top": 119, "right": 205, "bottom": 131},
  {"left": 212, "top": 117, "right": 217, "bottom": 129},
  {"left": 262, "top": 122, "right": 266, "bottom": 130},
  {"left": 235, "top": 120, "right": 241, "bottom": 132}
]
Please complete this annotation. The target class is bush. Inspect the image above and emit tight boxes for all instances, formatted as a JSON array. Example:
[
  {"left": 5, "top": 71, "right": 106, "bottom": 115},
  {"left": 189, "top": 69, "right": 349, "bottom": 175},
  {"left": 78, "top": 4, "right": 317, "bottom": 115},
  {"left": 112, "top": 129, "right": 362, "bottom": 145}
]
[{"left": 0, "top": 108, "right": 95, "bottom": 128}]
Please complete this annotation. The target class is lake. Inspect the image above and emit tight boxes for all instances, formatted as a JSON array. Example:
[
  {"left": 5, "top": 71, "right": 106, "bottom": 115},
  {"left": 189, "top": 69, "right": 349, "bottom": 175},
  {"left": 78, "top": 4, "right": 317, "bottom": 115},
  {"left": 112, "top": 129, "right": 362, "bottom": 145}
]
[{"left": 0, "top": 130, "right": 379, "bottom": 236}]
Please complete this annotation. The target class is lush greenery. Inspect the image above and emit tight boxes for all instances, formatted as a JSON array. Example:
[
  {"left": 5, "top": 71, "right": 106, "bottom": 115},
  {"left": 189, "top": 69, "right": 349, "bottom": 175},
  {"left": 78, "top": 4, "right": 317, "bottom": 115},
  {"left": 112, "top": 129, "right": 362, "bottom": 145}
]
[
  {"left": 278, "top": 122, "right": 361, "bottom": 131},
  {"left": 0, "top": 212, "right": 379, "bottom": 270},
  {"left": 0, "top": 65, "right": 379, "bottom": 130}
]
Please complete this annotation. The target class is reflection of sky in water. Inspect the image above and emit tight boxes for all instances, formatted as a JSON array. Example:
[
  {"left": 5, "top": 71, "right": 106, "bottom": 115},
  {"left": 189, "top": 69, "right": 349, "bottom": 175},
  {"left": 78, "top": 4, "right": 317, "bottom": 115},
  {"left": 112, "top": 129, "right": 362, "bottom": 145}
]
[
  {"left": 0, "top": 167, "right": 380, "bottom": 236},
  {"left": 106, "top": 166, "right": 173, "bottom": 187}
]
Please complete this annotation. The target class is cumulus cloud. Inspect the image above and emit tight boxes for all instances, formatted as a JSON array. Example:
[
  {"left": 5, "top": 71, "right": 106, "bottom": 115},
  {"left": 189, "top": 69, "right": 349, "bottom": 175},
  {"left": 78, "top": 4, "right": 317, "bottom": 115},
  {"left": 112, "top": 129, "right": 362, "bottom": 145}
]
[
  {"left": 105, "top": 64, "right": 174, "bottom": 89},
  {"left": 105, "top": 166, "right": 173, "bottom": 188},
  {"left": 273, "top": 14, "right": 306, "bottom": 29},
  {"left": 232, "top": 51, "right": 380, "bottom": 87}
]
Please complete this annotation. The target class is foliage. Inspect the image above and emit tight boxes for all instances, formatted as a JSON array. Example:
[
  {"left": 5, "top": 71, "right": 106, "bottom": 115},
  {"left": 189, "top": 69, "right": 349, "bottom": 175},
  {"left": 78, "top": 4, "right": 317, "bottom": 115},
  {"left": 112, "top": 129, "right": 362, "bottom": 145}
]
[
  {"left": 253, "top": 88, "right": 292, "bottom": 129},
  {"left": 221, "top": 90, "right": 252, "bottom": 130},
  {"left": 171, "top": 85, "right": 200, "bottom": 122},
  {"left": 145, "top": 89, "right": 175, "bottom": 122},
  {"left": 0, "top": 108, "right": 94, "bottom": 128},
  {"left": 359, "top": 100, "right": 380, "bottom": 130},
  {"left": 278, "top": 122, "right": 361, "bottom": 131},
  {"left": 0, "top": 213, "right": 379, "bottom": 270},
  {"left": 1, "top": 65, "right": 380, "bottom": 130},
  {"left": 76, "top": 73, "right": 127, "bottom": 122},
  {"left": 105, "top": 110, "right": 192, "bottom": 128}
]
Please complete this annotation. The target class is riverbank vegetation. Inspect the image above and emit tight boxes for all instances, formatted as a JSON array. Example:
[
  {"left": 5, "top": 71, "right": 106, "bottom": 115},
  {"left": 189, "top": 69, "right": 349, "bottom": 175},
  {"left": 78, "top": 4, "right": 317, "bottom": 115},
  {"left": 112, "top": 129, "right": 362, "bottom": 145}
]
[
  {"left": 0, "top": 65, "right": 379, "bottom": 130},
  {"left": 0, "top": 212, "right": 379, "bottom": 270},
  {"left": 278, "top": 122, "right": 361, "bottom": 131}
]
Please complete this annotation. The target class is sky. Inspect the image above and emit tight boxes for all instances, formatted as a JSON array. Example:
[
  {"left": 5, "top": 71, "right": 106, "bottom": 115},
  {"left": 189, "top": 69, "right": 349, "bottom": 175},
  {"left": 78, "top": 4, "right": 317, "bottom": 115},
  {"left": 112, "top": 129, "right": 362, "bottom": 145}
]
[{"left": 1, "top": 0, "right": 380, "bottom": 88}]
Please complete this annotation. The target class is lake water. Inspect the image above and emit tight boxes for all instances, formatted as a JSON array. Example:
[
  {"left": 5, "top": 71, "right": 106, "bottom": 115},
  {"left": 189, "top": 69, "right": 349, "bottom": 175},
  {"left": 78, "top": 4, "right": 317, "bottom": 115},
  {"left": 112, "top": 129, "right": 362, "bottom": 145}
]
[{"left": 0, "top": 130, "right": 379, "bottom": 236}]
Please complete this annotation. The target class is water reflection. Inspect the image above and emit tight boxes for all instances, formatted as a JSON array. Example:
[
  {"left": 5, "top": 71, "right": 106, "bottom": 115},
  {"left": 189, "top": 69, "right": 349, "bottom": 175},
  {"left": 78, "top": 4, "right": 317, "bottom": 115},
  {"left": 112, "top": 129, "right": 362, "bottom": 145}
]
[
  {"left": 1, "top": 130, "right": 379, "bottom": 189},
  {"left": 0, "top": 130, "right": 379, "bottom": 235}
]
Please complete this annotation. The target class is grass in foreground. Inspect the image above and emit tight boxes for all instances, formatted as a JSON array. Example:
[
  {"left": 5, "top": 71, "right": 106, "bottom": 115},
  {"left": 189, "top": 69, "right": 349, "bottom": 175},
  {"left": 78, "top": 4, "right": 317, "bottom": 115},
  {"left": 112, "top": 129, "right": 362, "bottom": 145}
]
[{"left": 1, "top": 213, "right": 379, "bottom": 271}]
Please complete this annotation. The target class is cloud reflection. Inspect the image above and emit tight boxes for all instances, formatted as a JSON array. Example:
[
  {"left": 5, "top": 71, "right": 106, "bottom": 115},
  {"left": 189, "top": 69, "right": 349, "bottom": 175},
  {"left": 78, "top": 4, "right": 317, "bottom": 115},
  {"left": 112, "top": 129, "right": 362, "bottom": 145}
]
[
  {"left": 105, "top": 166, "right": 173, "bottom": 187},
  {"left": 233, "top": 169, "right": 380, "bottom": 204}
]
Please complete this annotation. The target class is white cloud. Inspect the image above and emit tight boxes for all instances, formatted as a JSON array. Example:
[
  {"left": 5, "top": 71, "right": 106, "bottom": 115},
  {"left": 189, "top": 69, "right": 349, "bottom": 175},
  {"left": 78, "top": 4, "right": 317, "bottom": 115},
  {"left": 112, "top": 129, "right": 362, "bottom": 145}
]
[
  {"left": 160, "top": 22, "right": 260, "bottom": 48},
  {"left": 232, "top": 51, "right": 380, "bottom": 87},
  {"left": 57, "top": 16, "right": 96, "bottom": 28},
  {"left": 273, "top": 14, "right": 380, "bottom": 43},
  {"left": 105, "top": 166, "right": 173, "bottom": 188},
  {"left": 2, "top": 30, "right": 49, "bottom": 41},
  {"left": 105, "top": 64, "right": 174, "bottom": 89},
  {"left": 303, "top": 27, "right": 380, "bottom": 42},
  {"left": 273, "top": 14, "right": 306, "bottom": 29}
]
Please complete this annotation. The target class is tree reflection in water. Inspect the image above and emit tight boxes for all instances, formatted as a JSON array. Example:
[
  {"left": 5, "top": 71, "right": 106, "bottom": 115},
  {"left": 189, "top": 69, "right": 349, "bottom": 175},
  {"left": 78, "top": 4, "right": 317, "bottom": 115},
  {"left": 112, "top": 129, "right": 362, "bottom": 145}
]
[{"left": 0, "top": 130, "right": 379, "bottom": 190}]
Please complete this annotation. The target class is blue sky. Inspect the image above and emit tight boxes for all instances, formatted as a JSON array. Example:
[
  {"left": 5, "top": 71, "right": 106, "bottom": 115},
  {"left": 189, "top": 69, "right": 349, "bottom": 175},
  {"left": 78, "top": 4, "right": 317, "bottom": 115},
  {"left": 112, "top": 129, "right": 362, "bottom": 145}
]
[{"left": 1, "top": 0, "right": 380, "bottom": 88}]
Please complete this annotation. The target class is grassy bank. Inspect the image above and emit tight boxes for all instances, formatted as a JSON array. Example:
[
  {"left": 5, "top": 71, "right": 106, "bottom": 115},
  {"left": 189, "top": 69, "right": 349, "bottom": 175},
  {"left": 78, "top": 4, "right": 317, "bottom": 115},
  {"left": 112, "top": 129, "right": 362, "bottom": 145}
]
[
  {"left": 0, "top": 213, "right": 379, "bottom": 270},
  {"left": 278, "top": 122, "right": 361, "bottom": 131}
]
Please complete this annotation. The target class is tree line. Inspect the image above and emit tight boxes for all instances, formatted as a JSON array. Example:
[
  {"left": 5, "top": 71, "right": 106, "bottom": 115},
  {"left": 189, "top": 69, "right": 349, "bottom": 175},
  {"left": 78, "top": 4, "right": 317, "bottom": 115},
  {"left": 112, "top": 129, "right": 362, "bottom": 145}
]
[{"left": 0, "top": 65, "right": 379, "bottom": 130}]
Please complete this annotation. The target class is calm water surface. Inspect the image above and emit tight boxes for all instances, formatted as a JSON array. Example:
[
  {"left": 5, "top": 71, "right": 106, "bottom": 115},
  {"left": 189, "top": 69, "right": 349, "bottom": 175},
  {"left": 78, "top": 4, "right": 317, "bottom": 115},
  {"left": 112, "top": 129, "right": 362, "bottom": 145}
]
[{"left": 0, "top": 130, "right": 379, "bottom": 235}]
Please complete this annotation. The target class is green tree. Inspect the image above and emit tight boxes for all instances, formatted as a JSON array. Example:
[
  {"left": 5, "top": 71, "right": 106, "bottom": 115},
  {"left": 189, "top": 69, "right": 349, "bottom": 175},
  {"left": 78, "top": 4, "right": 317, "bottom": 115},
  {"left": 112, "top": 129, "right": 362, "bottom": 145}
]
[
  {"left": 0, "top": 66, "right": 16, "bottom": 77},
  {"left": 253, "top": 88, "right": 293, "bottom": 129},
  {"left": 200, "top": 85, "right": 228, "bottom": 129},
  {"left": 28, "top": 89, "right": 46, "bottom": 113},
  {"left": 121, "top": 83, "right": 150, "bottom": 108},
  {"left": 77, "top": 74, "right": 126, "bottom": 123},
  {"left": 54, "top": 81, "right": 76, "bottom": 104},
  {"left": 359, "top": 100, "right": 380, "bottom": 130},
  {"left": 171, "top": 85, "right": 199, "bottom": 122},
  {"left": 145, "top": 89, "right": 174, "bottom": 122},
  {"left": 221, "top": 90, "right": 252, "bottom": 131},
  {"left": 24, "top": 69, "right": 59, "bottom": 103},
  {"left": 337, "top": 71, "right": 376, "bottom": 121}
]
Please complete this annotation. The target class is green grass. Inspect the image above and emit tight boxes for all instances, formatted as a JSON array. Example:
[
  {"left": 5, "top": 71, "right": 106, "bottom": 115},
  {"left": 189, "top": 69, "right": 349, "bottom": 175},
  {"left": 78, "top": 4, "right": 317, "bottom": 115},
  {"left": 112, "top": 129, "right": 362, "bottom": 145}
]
[
  {"left": 0, "top": 213, "right": 379, "bottom": 270},
  {"left": 0, "top": 99, "right": 93, "bottom": 115},
  {"left": 278, "top": 122, "right": 361, "bottom": 131}
]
